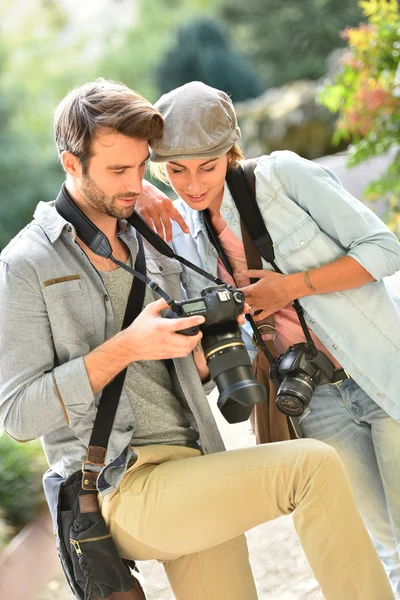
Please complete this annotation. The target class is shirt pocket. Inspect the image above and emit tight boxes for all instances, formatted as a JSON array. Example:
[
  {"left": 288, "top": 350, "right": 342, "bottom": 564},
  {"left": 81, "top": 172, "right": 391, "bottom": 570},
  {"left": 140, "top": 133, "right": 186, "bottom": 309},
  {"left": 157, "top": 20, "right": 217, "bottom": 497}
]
[
  {"left": 43, "top": 276, "right": 96, "bottom": 344},
  {"left": 275, "top": 217, "right": 341, "bottom": 269}
]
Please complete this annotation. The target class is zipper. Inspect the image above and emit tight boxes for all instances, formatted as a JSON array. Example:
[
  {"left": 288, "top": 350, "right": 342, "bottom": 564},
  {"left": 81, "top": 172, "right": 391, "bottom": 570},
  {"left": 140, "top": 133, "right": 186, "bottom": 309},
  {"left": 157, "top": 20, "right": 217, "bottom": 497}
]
[
  {"left": 70, "top": 533, "right": 112, "bottom": 556},
  {"left": 70, "top": 539, "right": 82, "bottom": 556}
]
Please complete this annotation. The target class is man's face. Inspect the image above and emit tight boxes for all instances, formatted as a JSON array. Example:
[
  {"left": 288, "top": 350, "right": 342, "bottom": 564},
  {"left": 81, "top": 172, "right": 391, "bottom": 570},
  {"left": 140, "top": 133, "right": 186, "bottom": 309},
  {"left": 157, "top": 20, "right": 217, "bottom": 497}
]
[{"left": 78, "top": 128, "right": 150, "bottom": 220}]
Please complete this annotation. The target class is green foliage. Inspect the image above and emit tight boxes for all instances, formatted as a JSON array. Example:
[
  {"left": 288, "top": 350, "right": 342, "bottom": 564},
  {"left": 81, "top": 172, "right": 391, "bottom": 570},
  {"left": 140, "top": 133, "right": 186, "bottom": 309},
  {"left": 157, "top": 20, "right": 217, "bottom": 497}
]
[
  {"left": 155, "top": 18, "right": 264, "bottom": 102},
  {"left": 0, "top": 433, "right": 47, "bottom": 534},
  {"left": 0, "top": 0, "right": 94, "bottom": 249},
  {"left": 0, "top": 0, "right": 226, "bottom": 250},
  {"left": 319, "top": 0, "right": 400, "bottom": 234},
  {"left": 219, "top": 0, "right": 364, "bottom": 87},
  {"left": 96, "top": 0, "right": 220, "bottom": 102}
]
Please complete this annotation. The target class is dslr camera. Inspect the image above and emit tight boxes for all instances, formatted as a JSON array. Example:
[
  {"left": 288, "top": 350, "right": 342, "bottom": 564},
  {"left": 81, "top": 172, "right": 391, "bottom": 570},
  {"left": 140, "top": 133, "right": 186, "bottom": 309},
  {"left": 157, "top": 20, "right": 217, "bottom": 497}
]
[
  {"left": 270, "top": 342, "right": 336, "bottom": 417},
  {"left": 166, "top": 284, "right": 266, "bottom": 423}
]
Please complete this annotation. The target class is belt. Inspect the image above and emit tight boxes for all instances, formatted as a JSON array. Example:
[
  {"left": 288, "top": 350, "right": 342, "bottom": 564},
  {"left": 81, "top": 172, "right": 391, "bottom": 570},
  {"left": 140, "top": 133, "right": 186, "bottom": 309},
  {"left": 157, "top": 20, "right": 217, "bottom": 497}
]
[{"left": 319, "top": 368, "right": 350, "bottom": 386}]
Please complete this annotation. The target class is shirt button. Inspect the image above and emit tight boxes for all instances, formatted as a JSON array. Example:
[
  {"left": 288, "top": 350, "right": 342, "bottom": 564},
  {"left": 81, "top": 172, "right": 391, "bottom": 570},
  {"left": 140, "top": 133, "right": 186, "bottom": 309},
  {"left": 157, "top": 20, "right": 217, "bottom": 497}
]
[
  {"left": 309, "top": 319, "right": 314, "bottom": 324},
  {"left": 377, "top": 392, "right": 382, "bottom": 397},
  {"left": 332, "top": 345, "right": 337, "bottom": 350},
  {"left": 159, "top": 265, "right": 163, "bottom": 271},
  {"left": 126, "top": 425, "right": 133, "bottom": 431},
  {"left": 66, "top": 225, "right": 72, "bottom": 233},
  {"left": 356, "top": 369, "right": 361, "bottom": 374},
  {"left": 299, "top": 240, "right": 305, "bottom": 246},
  {"left": 104, "top": 294, "right": 109, "bottom": 302}
]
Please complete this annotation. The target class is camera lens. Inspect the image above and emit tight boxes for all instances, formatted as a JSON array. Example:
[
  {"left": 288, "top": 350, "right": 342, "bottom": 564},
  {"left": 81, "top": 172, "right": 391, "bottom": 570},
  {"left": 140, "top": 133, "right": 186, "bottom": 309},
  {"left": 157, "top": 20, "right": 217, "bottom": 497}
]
[
  {"left": 202, "top": 328, "right": 266, "bottom": 423},
  {"left": 275, "top": 372, "right": 317, "bottom": 417}
]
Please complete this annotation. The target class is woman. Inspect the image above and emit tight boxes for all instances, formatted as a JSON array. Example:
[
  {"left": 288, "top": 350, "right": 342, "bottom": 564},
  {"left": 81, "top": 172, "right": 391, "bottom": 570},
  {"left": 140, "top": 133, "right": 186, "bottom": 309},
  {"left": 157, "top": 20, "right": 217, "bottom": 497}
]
[{"left": 138, "top": 81, "right": 400, "bottom": 594}]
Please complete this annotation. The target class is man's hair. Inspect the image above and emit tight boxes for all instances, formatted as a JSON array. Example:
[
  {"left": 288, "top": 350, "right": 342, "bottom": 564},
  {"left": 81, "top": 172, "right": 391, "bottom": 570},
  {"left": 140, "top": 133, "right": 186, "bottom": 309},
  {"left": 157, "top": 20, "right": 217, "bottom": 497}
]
[{"left": 54, "top": 78, "right": 164, "bottom": 172}]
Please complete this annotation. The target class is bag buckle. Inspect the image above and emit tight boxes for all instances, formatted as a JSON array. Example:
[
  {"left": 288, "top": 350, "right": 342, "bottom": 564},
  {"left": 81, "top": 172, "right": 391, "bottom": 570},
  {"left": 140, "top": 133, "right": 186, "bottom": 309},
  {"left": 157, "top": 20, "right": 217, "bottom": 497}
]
[
  {"left": 81, "top": 470, "right": 99, "bottom": 491},
  {"left": 81, "top": 445, "right": 106, "bottom": 491},
  {"left": 252, "top": 324, "right": 277, "bottom": 348}
]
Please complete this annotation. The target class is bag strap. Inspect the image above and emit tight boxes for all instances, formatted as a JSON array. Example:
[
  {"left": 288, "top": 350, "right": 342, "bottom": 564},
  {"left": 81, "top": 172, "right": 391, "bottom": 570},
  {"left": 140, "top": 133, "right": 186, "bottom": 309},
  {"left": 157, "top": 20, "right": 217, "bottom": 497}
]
[
  {"left": 226, "top": 160, "right": 314, "bottom": 347},
  {"left": 226, "top": 160, "right": 276, "bottom": 265},
  {"left": 240, "top": 160, "right": 262, "bottom": 280},
  {"left": 82, "top": 233, "right": 146, "bottom": 492}
]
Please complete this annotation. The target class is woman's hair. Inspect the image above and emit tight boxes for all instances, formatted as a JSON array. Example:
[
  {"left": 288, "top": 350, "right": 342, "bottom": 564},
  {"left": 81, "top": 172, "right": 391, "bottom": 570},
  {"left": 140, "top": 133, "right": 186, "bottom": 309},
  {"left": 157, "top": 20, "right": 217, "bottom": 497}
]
[
  {"left": 54, "top": 78, "right": 164, "bottom": 173},
  {"left": 150, "top": 143, "right": 244, "bottom": 186}
]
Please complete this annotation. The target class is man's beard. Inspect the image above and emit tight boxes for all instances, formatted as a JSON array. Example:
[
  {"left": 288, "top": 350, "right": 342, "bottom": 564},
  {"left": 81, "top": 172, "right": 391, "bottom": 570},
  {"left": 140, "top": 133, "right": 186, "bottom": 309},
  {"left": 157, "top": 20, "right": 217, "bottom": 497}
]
[{"left": 80, "top": 173, "right": 138, "bottom": 220}]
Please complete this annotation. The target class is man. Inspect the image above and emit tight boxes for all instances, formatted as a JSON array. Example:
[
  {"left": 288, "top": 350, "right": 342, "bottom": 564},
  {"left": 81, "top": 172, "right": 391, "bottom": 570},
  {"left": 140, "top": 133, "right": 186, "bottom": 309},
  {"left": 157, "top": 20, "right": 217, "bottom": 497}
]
[{"left": 0, "top": 79, "right": 394, "bottom": 600}]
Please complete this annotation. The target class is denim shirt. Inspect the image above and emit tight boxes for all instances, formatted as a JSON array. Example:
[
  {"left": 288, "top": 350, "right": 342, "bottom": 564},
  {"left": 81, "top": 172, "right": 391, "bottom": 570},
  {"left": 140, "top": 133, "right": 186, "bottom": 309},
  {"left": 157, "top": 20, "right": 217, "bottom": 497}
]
[
  {"left": 170, "top": 151, "right": 400, "bottom": 421},
  {"left": 0, "top": 200, "right": 224, "bottom": 495}
]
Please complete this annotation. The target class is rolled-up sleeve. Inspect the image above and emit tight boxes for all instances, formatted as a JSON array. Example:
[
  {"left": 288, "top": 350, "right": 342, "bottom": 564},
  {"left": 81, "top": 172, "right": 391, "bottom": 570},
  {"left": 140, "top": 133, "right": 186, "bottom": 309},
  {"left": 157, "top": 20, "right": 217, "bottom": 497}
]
[
  {"left": 273, "top": 151, "right": 400, "bottom": 280},
  {"left": 0, "top": 261, "right": 95, "bottom": 441}
]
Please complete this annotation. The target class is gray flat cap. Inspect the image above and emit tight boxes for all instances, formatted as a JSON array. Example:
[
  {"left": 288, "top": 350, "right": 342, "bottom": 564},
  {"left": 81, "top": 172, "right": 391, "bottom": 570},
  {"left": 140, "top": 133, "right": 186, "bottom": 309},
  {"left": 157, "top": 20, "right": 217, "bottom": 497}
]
[{"left": 149, "top": 81, "right": 241, "bottom": 162}]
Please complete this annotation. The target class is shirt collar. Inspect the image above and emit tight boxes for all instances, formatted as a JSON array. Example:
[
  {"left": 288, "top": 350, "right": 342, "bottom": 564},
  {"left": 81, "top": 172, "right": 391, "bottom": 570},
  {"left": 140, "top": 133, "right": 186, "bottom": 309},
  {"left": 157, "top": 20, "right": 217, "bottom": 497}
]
[
  {"left": 33, "top": 200, "right": 69, "bottom": 244},
  {"left": 33, "top": 194, "right": 135, "bottom": 245}
]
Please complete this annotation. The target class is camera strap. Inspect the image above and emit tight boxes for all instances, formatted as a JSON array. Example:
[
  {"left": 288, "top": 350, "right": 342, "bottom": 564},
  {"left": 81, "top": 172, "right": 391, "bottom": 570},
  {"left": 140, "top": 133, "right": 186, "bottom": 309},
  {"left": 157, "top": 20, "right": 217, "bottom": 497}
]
[
  {"left": 55, "top": 184, "right": 225, "bottom": 314},
  {"left": 201, "top": 197, "right": 275, "bottom": 364},
  {"left": 128, "top": 210, "right": 225, "bottom": 287},
  {"left": 225, "top": 161, "right": 315, "bottom": 349}
]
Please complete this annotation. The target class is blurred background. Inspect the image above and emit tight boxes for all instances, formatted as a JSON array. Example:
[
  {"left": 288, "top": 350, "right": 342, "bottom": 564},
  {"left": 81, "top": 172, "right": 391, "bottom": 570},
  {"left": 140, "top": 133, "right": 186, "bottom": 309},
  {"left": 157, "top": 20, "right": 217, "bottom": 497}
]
[{"left": 0, "top": 0, "right": 399, "bottom": 598}]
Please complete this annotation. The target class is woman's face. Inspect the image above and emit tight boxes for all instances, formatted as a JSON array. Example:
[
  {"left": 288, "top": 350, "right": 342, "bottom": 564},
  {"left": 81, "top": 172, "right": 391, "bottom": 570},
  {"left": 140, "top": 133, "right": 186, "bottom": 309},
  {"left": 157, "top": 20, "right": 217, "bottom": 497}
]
[{"left": 165, "top": 154, "right": 228, "bottom": 212}]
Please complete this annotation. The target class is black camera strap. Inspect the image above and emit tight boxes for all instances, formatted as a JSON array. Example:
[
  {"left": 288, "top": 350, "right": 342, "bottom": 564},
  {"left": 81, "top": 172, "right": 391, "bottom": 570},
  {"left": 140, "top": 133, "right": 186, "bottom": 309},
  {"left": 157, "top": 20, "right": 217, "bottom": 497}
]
[
  {"left": 226, "top": 161, "right": 315, "bottom": 349},
  {"left": 55, "top": 185, "right": 224, "bottom": 313},
  {"left": 202, "top": 210, "right": 235, "bottom": 279},
  {"left": 201, "top": 202, "right": 275, "bottom": 364},
  {"left": 128, "top": 210, "right": 225, "bottom": 287}
]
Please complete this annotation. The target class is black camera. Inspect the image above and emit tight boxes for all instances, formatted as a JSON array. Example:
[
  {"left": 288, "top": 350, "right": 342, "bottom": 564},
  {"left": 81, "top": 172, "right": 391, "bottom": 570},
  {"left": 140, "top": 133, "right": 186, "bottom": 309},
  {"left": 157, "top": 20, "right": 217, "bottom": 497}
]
[
  {"left": 166, "top": 284, "right": 266, "bottom": 423},
  {"left": 270, "top": 343, "right": 336, "bottom": 417}
]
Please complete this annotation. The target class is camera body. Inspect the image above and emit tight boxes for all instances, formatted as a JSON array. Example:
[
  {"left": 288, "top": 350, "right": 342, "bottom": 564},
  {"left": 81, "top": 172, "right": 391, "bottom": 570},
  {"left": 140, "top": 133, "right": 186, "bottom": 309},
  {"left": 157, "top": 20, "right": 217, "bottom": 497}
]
[
  {"left": 270, "top": 342, "right": 336, "bottom": 417},
  {"left": 170, "top": 285, "right": 246, "bottom": 336},
  {"left": 166, "top": 285, "right": 266, "bottom": 423}
]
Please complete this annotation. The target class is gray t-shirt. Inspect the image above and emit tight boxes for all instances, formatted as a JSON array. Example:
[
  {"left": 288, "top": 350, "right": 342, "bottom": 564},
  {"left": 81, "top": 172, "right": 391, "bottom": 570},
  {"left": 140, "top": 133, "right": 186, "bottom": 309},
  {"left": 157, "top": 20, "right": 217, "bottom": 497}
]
[{"left": 100, "top": 257, "right": 199, "bottom": 448}]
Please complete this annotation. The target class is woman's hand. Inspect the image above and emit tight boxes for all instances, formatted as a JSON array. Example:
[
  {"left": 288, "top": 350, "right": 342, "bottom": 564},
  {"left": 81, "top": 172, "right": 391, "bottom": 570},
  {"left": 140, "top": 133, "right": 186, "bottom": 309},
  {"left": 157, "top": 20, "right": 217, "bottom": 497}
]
[
  {"left": 136, "top": 180, "right": 190, "bottom": 242},
  {"left": 240, "top": 270, "right": 293, "bottom": 320}
]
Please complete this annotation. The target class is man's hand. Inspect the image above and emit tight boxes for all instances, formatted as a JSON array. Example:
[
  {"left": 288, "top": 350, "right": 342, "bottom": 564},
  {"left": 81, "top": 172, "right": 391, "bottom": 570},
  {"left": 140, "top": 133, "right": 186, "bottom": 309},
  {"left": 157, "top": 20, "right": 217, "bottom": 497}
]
[
  {"left": 136, "top": 180, "right": 190, "bottom": 242},
  {"left": 240, "top": 270, "right": 293, "bottom": 320},
  {"left": 84, "top": 299, "right": 204, "bottom": 394},
  {"left": 123, "top": 299, "right": 204, "bottom": 361}
]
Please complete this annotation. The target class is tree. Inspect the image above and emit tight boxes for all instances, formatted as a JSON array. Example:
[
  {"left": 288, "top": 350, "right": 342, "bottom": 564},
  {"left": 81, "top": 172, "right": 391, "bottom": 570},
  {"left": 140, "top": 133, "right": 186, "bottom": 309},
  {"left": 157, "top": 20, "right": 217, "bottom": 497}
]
[
  {"left": 155, "top": 18, "right": 264, "bottom": 102},
  {"left": 97, "top": 0, "right": 221, "bottom": 102},
  {"left": 219, "top": 0, "right": 364, "bottom": 88},
  {"left": 0, "top": 0, "right": 95, "bottom": 249},
  {"left": 319, "top": 0, "right": 400, "bottom": 235}
]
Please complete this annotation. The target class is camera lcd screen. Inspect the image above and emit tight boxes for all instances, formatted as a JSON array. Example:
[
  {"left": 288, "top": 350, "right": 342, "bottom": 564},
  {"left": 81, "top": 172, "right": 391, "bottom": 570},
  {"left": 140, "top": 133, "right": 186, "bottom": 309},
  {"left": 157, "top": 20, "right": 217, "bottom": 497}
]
[{"left": 182, "top": 300, "right": 207, "bottom": 314}]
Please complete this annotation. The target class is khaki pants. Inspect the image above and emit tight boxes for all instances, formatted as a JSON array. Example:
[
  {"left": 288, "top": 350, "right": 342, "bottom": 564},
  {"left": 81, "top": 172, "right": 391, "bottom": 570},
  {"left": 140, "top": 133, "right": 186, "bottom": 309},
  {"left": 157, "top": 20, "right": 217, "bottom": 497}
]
[{"left": 100, "top": 439, "right": 393, "bottom": 600}]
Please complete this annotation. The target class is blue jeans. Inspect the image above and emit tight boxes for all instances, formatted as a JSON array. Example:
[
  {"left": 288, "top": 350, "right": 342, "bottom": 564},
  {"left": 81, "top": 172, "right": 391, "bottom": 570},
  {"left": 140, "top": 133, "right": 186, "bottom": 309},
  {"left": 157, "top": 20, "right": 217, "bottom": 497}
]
[{"left": 296, "top": 378, "right": 400, "bottom": 595}]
